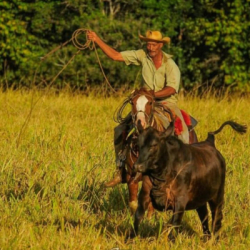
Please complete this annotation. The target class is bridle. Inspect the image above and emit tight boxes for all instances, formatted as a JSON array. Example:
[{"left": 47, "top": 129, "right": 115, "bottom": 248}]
[
  {"left": 131, "top": 110, "right": 154, "bottom": 129},
  {"left": 130, "top": 92, "right": 155, "bottom": 129}
]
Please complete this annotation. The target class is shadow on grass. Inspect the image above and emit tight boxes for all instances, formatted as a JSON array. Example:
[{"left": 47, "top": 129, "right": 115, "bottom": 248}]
[
  {"left": 77, "top": 179, "right": 199, "bottom": 241},
  {"left": 94, "top": 209, "right": 198, "bottom": 242},
  {"left": 77, "top": 179, "right": 132, "bottom": 213}
]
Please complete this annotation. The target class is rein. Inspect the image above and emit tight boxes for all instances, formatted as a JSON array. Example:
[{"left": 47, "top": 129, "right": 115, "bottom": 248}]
[
  {"left": 113, "top": 91, "right": 155, "bottom": 125},
  {"left": 113, "top": 97, "right": 131, "bottom": 124},
  {"left": 131, "top": 110, "right": 154, "bottom": 129}
]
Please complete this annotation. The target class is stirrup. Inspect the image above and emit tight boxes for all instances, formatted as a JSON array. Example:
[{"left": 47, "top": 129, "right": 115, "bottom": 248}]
[{"left": 116, "top": 148, "right": 127, "bottom": 167}]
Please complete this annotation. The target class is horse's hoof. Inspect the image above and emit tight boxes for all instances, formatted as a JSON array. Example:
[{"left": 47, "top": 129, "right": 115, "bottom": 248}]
[
  {"left": 168, "top": 232, "right": 176, "bottom": 243},
  {"left": 129, "top": 201, "right": 138, "bottom": 214}
]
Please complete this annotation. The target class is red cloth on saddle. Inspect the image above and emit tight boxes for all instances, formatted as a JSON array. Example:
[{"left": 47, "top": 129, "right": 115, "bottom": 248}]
[
  {"left": 174, "top": 110, "right": 192, "bottom": 136},
  {"left": 174, "top": 117, "right": 183, "bottom": 135},
  {"left": 181, "top": 110, "right": 192, "bottom": 126}
]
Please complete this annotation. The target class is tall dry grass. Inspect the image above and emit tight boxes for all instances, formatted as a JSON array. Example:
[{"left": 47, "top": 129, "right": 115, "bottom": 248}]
[{"left": 0, "top": 89, "right": 249, "bottom": 250}]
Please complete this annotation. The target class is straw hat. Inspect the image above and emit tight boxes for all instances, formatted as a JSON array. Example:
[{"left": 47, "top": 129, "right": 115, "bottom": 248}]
[{"left": 139, "top": 30, "right": 171, "bottom": 44}]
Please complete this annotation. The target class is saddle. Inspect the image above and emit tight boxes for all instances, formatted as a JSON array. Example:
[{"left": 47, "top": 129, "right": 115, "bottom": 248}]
[{"left": 152, "top": 103, "right": 198, "bottom": 136}]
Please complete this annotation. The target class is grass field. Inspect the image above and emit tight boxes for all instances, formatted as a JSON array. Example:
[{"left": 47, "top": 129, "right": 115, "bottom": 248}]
[{"left": 0, "top": 89, "right": 249, "bottom": 250}]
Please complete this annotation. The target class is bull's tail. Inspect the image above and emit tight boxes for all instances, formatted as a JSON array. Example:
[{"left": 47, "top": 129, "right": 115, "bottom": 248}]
[
  {"left": 205, "top": 121, "right": 247, "bottom": 145},
  {"left": 210, "top": 121, "right": 247, "bottom": 135}
]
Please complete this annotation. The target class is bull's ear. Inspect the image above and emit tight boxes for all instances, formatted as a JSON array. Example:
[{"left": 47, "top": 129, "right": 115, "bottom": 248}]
[
  {"left": 137, "top": 120, "right": 144, "bottom": 134},
  {"left": 165, "top": 121, "right": 174, "bottom": 138},
  {"left": 159, "top": 131, "right": 167, "bottom": 140}
]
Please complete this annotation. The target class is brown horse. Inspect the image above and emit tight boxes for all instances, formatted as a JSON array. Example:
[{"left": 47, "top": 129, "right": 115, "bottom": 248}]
[{"left": 115, "top": 88, "right": 198, "bottom": 213}]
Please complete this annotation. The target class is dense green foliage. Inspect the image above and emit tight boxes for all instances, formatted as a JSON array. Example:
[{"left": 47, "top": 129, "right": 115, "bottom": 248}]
[{"left": 1, "top": 0, "right": 249, "bottom": 91}]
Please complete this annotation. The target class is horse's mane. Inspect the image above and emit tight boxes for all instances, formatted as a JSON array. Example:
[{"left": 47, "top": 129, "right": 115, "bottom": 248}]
[{"left": 130, "top": 88, "right": 155, "bottom": 99}]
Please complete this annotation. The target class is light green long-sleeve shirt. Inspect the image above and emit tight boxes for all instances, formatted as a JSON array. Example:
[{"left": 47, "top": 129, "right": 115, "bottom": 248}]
[{"left": 121, "top": 49, "right": 180, "bottom": 104}]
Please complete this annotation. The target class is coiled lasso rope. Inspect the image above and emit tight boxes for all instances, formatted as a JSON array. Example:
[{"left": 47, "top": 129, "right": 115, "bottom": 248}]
[
  {"left": 41, "top": 28, "right": 116, "bottom": 92},
  {"left": 16, "top": 28, "right": 115, "bottom": 148}
]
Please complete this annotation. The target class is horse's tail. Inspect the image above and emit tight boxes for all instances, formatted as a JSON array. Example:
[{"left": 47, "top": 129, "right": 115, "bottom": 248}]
[{"left": 210, "top": 120, "right": 247, "bottom": 135}]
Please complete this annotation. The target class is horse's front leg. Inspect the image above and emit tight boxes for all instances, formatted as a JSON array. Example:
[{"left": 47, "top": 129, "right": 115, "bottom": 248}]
[
  {"left": 126, "top": 176, "right": 152, "bottom": 240},
  {"left": 127, "top": 176, "right": 139, "bottom": 214},
  {"left": 126, "top": 156, "right": 142, "bottom": 214}
]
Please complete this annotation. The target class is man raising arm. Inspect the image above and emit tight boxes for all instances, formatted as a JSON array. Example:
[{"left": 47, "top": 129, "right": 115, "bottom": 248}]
[{"left": 87, "top": 30, "right": 189, "bottom": 187}]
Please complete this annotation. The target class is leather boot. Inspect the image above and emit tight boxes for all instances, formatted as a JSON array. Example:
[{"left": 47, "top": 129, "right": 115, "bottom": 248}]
[
  {"left": 104, "top": 151, "right": 127, "bottom": 188},
  {"left": 106, "top": 126, "right": 129, "bottom": 188},
  {"left": 104, "top": 168, "right": 123, "bottom": 188}
]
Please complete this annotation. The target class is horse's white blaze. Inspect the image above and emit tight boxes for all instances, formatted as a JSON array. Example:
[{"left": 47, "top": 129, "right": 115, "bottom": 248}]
[{"left": 136, "top": 95, "right": 148, "bottom": 128}]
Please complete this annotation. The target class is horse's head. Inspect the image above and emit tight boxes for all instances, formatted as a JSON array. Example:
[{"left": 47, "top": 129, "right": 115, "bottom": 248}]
[{"left": 130, "top": 88, "right": 155, "bottom": 130}]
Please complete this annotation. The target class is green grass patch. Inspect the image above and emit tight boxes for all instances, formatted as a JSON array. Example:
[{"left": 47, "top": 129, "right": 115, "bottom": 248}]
[{"left": 0, "top": 89, "right": 249, "bottom": 249}]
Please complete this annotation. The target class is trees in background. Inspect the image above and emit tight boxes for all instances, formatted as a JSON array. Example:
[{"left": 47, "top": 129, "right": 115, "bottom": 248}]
[{"left": 0, "top": 0, "right": 249, "bottom": 92}]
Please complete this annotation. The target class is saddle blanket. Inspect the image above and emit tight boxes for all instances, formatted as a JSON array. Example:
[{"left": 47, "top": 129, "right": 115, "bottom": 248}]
[{"left": 151, "top": 103, "right": 192, "bottom": 136}]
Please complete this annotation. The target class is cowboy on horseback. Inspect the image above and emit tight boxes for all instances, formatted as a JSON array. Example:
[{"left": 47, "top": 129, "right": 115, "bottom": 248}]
[{"left": 87, "top": 30, "right": 190, "bottom": 187}]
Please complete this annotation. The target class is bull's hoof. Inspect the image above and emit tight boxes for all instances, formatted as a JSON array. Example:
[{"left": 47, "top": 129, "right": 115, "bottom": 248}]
[
  {"left": 129, "top": 201, "right": 138, "bottom": 214},
  {"left": 125, "top": 230, "right": 137, "bottom": 243},
  {"left": 212, "top": 232, "right": 220, "bottom": 243},
  {"left": 168, "top": 232, "right": 176, "bottom": 243},
  {"left": 201, "top": 233, "right": 211, "bottom": 242},
  {"left": 167, "top": 227, "right": 179, "bottom": 243}
]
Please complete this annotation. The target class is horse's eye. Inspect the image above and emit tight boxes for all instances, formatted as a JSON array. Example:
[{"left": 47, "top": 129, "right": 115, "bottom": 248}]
[{"left": 149, "top": 102, "right": 152, "bottom": 105}]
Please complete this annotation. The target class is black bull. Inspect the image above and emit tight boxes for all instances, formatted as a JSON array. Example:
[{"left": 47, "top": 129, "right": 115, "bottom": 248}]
[{"left": 128, "top": 120, "right": 247, "bottom": 240}]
